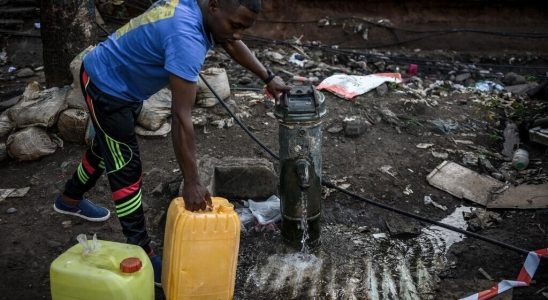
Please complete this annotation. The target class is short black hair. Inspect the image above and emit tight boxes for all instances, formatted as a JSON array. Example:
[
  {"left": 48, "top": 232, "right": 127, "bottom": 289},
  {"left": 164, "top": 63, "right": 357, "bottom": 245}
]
[{"left": 221, "top": 0, "right": 261, "bottom": 13}]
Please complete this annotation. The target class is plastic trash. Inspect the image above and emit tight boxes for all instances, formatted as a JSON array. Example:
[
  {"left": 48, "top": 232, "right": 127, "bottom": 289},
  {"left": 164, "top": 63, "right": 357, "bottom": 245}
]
[
  {"left": 248, "top": 195, "right": 281, "bottom": 225},
  {"left": 235, "top": 208, "right": 255, "bottom": 226},
  {"left": 431, "top": 118, "right": 459, "bottom": 134},
  {"left": 317, "top": 73, "right": 402, "bottom": 100},
  {"left": 475, "top": 80, "right": 504, "bottom": 93},
  {"left": 76, "top": 233, "right": 101, "bottom": 255},
  {"left": 512, "top": 149, "right": 529, "bottom": 170},
  {"left": 8, "top": 66, "right": 16, "bottom": 73},
  {"left": 288, "top": 53, "right": 306, "bottom": 68},
  {"left": 408, "top": 64, "right": 418, "bottom": 76}
]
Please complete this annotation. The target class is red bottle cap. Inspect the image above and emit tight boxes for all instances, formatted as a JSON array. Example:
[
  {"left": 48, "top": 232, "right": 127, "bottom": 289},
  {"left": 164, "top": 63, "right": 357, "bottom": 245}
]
[{"left": 120, "top": 257, "right": 142, "bottom": 273}]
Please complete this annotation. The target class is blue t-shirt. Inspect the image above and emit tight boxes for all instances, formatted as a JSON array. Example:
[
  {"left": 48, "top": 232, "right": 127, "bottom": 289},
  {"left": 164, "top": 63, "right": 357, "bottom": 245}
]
[{"left": 84, "top": 0, "right": 213, "bottom": 102}]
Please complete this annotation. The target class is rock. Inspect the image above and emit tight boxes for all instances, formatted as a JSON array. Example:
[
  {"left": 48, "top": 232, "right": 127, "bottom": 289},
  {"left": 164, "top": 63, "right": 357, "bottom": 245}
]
[
  {"left": 455, "top": 73, "right": 471, "bottom": 82},
  {"left": 265, "top": 51, "right": 284, "bottom": 62},
  {"left": 327, "top": 123, "right": 343, "bottom": 134},
  {"left": 505, "top": 83, "right": 538, "bottom": 96},
  {"left": 0, "top": 96, "right": 20, "bottom": 112},
  {"left": 503, "top": 72, "right": 527, "bottom": 85},
  {"left": 180, "top": 155, "right": 277, "bottom": 200},
  {"left": 15, "top": 68, "right": 34, "bottom": 78},
  {"left": 0, "top": 142, "right": 6, "bottom": 161},
  {"left": 152, "top": 183, "right": 165, "bottom": 197},
  {"left": 6, "top": 207, "right": 17, "bottom": 214},
  {"left": 212, "top": 99, "right": 238, "bottom": 116},
  {"left": 464, "top": 208, "right": 502, "bottom": 232},
  {"left": 22, "top": 81, "right": 41, "bottom": 101},
  {"left": 410, "top": 76, "right": 423, "bottom": 87},
  {"left": 47, "top": 240, "right": 63, "bottom": 248},
  {"left": 57, "top": 109, "right": 89, "bottom": 143},
  {"left": 61, "top": 220, "right": 72, "bottom": 228},
  {"left": 376, "top": 83, "right": 388, "bottom": 96},
  {"left": 238, "top": 76, "right": 253, "bottom": 85},
  {"left": 343, "top": 116, "right": 369, "bottom": 137}
]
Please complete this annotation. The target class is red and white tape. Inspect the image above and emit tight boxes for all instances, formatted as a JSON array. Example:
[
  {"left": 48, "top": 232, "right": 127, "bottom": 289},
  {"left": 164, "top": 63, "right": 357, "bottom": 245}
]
[{"left": 460, "top": 248, "right": 548, "bottom": 300}]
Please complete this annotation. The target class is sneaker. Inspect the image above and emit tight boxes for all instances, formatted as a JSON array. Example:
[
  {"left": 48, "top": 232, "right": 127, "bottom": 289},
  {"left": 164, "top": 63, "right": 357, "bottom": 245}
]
[
  {"left": 149, "top": 254, "right": 162, "bottom": 287},
  {"left": 53, "top": 196, "right": 111, "bottom": 222}
]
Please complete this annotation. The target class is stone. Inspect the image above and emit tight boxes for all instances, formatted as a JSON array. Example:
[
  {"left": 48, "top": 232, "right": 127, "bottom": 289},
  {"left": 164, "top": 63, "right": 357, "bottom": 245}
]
[
  {"left": 343, "top": 116, "right": 368, "bottom": 137},
  {"left": 238, "top": 76, "right": 253, "bottom": 85},
  {"left": 15, "top": 67, "right": 34, "bottom": 78},
  {"left": 375, "top": 83, "right": 388, "bottom": 96},
  {"left": 152, "top": 183, "right": 165, "bottom": 197},
  {"left": 505, "top": 83, "right": 538, "bottom": 96},
  {"left": 0, "top": 142, "right": 6, "bottom": 162},
  {"left": 503, "top": 72, "right": 527, "bottom": 85},
  {"left": 6, "top": 207, "right": 17, "bottom": 214},
  {"left": 180, "top": 155, "right": 277, "bottom": 200},
  {"left": 47, "top": 240, "right": 62, "bottom": 248},
  {"left": 455, "top": 73, "right": 471, "bottom": 82},
  {"left": 0, "top": 96, "right": 20, "bottom": 112}
]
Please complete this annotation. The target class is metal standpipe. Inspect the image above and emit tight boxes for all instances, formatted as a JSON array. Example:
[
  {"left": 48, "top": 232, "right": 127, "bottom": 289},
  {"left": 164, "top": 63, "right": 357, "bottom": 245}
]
[{"left": 275, "top": 86, "right": 327, "bottom": 249}]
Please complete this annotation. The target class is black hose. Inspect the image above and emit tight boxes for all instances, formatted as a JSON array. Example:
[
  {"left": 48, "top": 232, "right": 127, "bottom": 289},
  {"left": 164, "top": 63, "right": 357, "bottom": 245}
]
[
  {"left": 199, "top": 74, "right": 538, "bottom": 257},
  {"left": 199, "top": 74, "right": 279, "bottom": 160}
]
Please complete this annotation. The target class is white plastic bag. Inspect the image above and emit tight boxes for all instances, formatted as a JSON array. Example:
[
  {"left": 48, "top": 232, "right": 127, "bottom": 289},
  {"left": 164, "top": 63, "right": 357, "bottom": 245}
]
[
  {"left": 248, "top": 195, "right": 281, "bottom": 225},
  {"left": 317, "top": 73, "right": 402, "bottom": 100},
  {"left": 196, "top": 68, "right": 231, "bottom": 107},
  {"left": 137, "top": 88, "right": 172, "bottom": 131}
]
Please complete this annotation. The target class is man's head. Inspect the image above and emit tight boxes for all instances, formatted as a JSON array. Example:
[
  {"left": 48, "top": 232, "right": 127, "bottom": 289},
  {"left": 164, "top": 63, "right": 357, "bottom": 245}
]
[{"left": 201, "top": 0, "right": 261, "bottom": 44}]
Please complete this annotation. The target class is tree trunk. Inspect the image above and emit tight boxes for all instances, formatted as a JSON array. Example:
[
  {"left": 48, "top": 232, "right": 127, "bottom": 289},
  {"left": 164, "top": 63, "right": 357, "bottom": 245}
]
[{"left": 40, "top": 0, "right": 96, "bottom": 87}]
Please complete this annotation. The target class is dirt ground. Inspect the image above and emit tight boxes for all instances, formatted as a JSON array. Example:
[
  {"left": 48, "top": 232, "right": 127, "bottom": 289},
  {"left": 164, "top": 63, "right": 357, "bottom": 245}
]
[{"left": 1, "top": 6, "right": 548, "bottom": 300}]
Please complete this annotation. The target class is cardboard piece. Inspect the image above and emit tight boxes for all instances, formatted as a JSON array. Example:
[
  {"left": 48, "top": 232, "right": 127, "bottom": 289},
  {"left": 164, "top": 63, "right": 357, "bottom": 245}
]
[
  {"left": 426, "top": 161, "right": 504, "bottom": 206},
  {"left": 488, "top": 183, "right": 548, "bottom": 209}
]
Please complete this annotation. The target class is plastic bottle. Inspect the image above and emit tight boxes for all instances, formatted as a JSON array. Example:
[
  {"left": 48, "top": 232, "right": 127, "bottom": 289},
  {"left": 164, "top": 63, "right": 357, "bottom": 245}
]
[
  {"left": 512, "top": 149, "right": 529, "bottom": 170},
  {"left": 162, "top": 197, "right": 240, "bottom": 300},
  {"left": 50, "top": 235, "right": 154, "bottom": 300}
]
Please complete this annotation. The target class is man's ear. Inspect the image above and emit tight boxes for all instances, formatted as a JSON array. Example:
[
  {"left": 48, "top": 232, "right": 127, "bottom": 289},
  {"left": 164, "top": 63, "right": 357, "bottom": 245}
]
[{"left": 208, "top": 0, "right": 220, "bottom": 12}]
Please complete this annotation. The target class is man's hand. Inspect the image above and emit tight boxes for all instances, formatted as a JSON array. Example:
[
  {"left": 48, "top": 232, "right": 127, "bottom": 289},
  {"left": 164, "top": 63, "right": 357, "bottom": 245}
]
[
  {"left": 266, "top": 76, "right": 290, "bottom": 103},
  {"left": 181, "top": 181, "right": 212, "bottom": 212},
  {"left": 222, "top": 40, "right": 290, "bottom": 102}
]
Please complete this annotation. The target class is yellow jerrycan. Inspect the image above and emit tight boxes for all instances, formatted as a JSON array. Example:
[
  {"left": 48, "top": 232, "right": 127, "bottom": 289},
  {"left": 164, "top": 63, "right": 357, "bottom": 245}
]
[
  {"left": 162, "top": 197, "right": 240, "bottom": 300},
  {"left": 50, "top": 234, "right": 154, "bottom": 300}
]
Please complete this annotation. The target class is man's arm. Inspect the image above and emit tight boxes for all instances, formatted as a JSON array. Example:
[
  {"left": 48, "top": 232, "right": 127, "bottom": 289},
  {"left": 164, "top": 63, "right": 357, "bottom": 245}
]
[
  {"left": 170, "top": 74, "right": 211, "bottom": 211},
  {"left": 222, "top": 40, "right": 289, "bottom": 101}
]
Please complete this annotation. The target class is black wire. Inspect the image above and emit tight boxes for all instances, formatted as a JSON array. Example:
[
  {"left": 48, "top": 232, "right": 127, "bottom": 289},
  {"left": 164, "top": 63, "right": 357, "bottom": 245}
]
[
  {"left": 199, "top": 74, "right": 280, "bottom": 160},
  {"left": 199, "top": 74, "right": 540, "bottom": 258}
]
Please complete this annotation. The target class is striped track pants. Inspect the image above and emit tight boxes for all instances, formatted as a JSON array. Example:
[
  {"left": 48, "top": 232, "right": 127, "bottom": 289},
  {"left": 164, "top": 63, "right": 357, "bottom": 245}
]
[{"left": 63, "top": 64, "right": 150, "bottom": 251}]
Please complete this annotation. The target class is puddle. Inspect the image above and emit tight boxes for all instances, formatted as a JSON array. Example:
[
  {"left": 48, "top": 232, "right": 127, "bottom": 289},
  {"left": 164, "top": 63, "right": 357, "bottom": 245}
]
[{"left": 236, "top": 206, "right": 473, "bottom": 299}]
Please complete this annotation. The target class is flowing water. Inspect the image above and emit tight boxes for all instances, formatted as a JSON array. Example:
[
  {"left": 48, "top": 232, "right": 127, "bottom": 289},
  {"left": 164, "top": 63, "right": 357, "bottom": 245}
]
[
  {"left": 299, "top": 190, "right": 310, "bottom": 254},
  {"left": 239, "top": 206, "right": 473, "bottom": 299}
]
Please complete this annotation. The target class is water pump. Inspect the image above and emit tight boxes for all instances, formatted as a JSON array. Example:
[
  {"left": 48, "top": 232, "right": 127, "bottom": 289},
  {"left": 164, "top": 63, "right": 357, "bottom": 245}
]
[{"left": 275, "top": 85, "right": 326, "bottom": 250}]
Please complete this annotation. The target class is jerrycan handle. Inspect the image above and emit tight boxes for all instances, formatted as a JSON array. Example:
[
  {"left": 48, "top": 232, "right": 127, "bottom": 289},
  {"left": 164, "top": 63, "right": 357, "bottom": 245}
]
[{"left": 77, "top": 233, "right": 101, "bottom": 255}]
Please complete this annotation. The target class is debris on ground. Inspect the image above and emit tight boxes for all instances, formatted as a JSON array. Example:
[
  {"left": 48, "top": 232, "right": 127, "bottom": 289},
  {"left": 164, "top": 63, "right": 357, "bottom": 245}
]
[
  {"left": 463, "top": 208, "right": 502, "bottom": 232},
  {"left": 424, "top": 195, "right": 448, "bottom": 211},
  {"left": 317, "top": 73, "right": 402, "bottom": 100}
]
